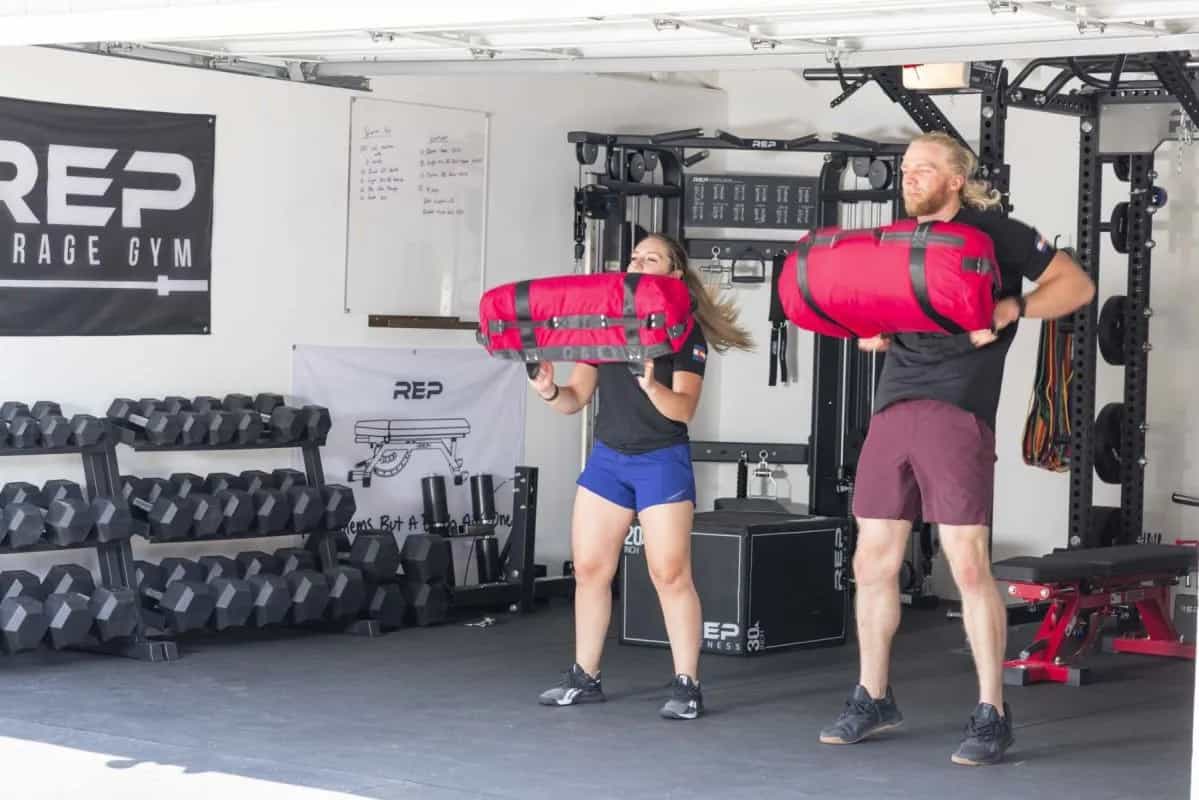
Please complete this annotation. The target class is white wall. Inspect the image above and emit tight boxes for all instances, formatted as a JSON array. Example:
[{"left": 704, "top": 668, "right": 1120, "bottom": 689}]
[{"left": 0, "top": 46, "right": 726, "bottom": 579}]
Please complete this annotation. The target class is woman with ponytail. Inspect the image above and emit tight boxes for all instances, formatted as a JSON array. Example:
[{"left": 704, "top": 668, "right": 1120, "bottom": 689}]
[{"left": 530, "top": 232, "right": 752, "bottom": 720}]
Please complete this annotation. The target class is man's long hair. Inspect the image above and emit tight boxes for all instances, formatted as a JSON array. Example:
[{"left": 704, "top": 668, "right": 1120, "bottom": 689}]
[{"left": 912, "top": 131, "right": 1003, "bottom": 211}]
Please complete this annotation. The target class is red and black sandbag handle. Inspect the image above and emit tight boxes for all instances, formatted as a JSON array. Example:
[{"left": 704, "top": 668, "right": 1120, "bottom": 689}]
[{"left": 515, "top": 274, "right": 648, "bottom": 379}]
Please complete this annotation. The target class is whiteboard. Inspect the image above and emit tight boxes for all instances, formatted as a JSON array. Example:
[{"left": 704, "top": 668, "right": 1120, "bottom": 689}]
[{"left": 343, "top": 96, "right": 489, "bottom": 321}]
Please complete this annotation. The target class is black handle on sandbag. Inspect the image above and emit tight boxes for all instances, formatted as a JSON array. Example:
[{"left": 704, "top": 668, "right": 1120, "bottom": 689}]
[{"left": 909, "top": 222, "right": 967, "bottom": 335}]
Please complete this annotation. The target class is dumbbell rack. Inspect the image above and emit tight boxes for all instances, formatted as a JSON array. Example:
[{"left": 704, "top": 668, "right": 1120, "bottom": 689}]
[
  {"left": 119, "top": 433, "right": 382, "bottom": 641},
  {"left": 0, "top": 437, "right": 176, "bottom": 662}
]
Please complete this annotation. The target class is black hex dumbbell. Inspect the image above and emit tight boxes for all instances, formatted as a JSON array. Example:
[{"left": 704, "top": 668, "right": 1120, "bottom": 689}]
[
  {"left": 322, "top": 484, "right": 357, "bottom": 531},
  {"left": 0, "top": 482, "right": 47, "bottom": 548},
  {"left": 340, "top": 531, "right": 400, "bottom": 582},
  {"left": 324, "top": 566, "right": 366, "bottom": 621},
  {"left": 119, "top": 476, "right": 196, "bottom": 540},
  {"left": 231, "top": 472, "right": 291, "bottom": 534},
  {"left": 40, "top": 565, "right": 138, "bottom": 647},
  {"left": 302, "top": 405, "right": 332, "bottom": 442},
  {"left": 30, "top": 401, "right": 71, "bottom": 448},
  {"left": 0, "top": 591, "right": 47, "bottom": 653},
  {"left": 133, "top": 561, "right": 214, "bottom": 634},
  {"left": 156, "top": 474, "right": 223, "bottom": 538},
  {"left": 190, "top": 474, "right": 256, "bottom": 536},
  {"left": 8, "top": 479, "right": 132, "bottom": 546},
  {"left": 324, "top": 534, "right": 405, "bottom": 630},
  {"left": 1, "top": 402, "right": 41, "bottom": 449},
  {"left": 364, "top": 582, "right": 408, "bottom": 629},
  {"left": 3, "top": 566, "right": 136, "bottom": 649},
  {"left": 107, "top": 398, "right": 182, "bottom": 445},
  {"left": 230, "top": 552, "right": 291, "bottom": 627},
  {"left": 4, "top": 402, "right": 107, "bottom": 447},
  {"left": 162, "top": 397, "right": 236, "bottom": 446},
  {"left": 403, "top": 579, "right": 450, "bottom": 627},
  {"left": 223, "top": 393, "right": 305, "bottom": 442},
  {"left": 161, "top": 557, "right": 252, "bottom": 630},
  {"left": 268, "top": 471, "right": 322, "bottom": 532},
  {"left": 0, "top": 480, "right": 96, "bottom": 548}
]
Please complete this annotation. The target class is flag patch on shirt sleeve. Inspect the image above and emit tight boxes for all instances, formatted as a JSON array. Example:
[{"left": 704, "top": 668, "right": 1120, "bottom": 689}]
[
  {"left": 1035, "top": 233, "right": 1050, "bottom": 252},
  {"left": 692, "top": 344, "right": 707, "bottom": 362}
]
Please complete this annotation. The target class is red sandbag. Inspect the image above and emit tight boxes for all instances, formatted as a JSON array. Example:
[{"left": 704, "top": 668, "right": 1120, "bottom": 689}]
[
  {"left": 477, "top": 272, "right": 694, "bottom": 368},
  {"left": 778, "top": 220, "right": 1001, "bottom": 338}
]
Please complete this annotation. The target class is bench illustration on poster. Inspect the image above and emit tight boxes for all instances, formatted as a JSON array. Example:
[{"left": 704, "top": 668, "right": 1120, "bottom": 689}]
[{"left": 348, "top": 418, "right": 471, "bottom": 488}]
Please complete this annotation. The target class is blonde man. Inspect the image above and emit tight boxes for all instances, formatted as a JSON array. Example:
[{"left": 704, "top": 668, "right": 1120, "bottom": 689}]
[{"left": 819, "top": 132, "right": 1095, "bottom": 765}]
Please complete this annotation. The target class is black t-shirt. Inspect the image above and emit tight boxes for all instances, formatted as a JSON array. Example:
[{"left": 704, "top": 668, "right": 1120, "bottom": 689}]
[
  {"left": 872, "top": 206, "right": 1056, "bottom": 430},
  {"left": 593, "top": 323, "right": 708, "bottom": 454}
]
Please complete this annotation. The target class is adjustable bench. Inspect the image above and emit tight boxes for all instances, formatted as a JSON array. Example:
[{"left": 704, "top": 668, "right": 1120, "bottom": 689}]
[{"left": 994, "top": 543, "right": 1197, "bottom": 686}]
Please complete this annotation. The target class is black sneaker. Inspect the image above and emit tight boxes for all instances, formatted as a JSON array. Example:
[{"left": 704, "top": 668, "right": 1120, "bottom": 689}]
[
  {"left": 659, "top": 674, "right": 704, "bottom": 720},
  {"left": 819, "top": 685, "right": 904, "bottom": 744},
  {"left": 952, "top": 702, "right": 1013, "bottom": 766},
  {"left": 538, "top": 663, "right": 605, "bottom": 706}
]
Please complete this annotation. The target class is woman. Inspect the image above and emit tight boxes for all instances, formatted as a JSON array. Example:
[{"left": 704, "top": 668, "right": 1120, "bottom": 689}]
[{"left": 532, "top": 232, "right": 753, "bottom": 720}]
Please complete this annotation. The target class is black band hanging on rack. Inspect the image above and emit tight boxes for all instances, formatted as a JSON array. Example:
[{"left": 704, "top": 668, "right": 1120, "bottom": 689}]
[{"left": 768, "top": 252, "right": 789, "bottom": 386}]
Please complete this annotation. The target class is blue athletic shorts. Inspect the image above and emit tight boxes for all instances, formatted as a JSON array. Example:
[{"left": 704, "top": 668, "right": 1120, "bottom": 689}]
[{"left": 577, "top": 441, "right": 696, "bottom": 512}]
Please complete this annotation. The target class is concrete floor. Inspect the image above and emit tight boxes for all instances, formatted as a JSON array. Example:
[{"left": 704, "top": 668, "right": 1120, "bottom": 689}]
[{"left": 0, "top": 599, "right": 1191, "bottom": 799}]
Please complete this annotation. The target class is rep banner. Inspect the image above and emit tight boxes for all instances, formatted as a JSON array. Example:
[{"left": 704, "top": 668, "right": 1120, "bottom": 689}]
[
  {"left": 292, "top": 345, "right": 527, "bottom": 569},
  {"left": 0, "top": 95, "right": 214, "bottom": 335}
]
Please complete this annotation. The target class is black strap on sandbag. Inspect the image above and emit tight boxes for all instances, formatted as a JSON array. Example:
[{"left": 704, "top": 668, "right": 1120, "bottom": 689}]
[
  {"left": 622, "top": 272, "right": 646, "bottom": 377},
  {"left": 769, "top": 252, "right": 788, "bottom": 386},
  {"left": 794, "top": 239, "right": 855, "bottom": 337},
  {"left": 909, "top": 223, "right": 967, "bottom": 335},
  {"left": 514, "top": 280, "right": 540, "bottom": 377}
]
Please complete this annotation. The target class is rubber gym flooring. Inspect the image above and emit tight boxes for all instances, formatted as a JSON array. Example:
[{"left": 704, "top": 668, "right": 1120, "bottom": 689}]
[{"left": 0, "top": 598, "right": 1190, "bottom": 799}]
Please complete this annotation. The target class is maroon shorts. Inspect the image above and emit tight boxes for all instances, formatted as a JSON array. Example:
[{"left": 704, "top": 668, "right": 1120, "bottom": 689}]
[{"left": 852, "top": 398, "right": 996, "bottom": 526}]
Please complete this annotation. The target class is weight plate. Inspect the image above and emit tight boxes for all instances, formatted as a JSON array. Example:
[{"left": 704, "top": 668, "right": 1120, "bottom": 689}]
[
  {"left": 867, "top": 158, "right": 892, "bottom": 190},
  {"left": 1093, "top": 402, "right": 1124, "bottom": 484},
  {"left": 1110, "top": 201, "right": 1129, "bottom": 254},
  {"left": 1097, "top": 294, "right": 1126, "bottom": 366},
  {"left": 575, "top": 141, "right": 598, "bottom": 166},
  {"left": 606, "top": 149, "right": 623, "bottom": 181},
  {"left": 626, "top": 152, "right": 647, "bottom": 183},
  {"left": 1113, "top": 155, "right": 1131, "bottom": 182},
  {"left": 851, "top": 156, "right": 872, "bottom": 178}
]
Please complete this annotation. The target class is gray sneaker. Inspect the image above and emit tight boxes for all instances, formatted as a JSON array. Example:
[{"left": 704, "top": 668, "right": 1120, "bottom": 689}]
[
  {"left": 952, "top": 702, "right": 1014, "bottom": 766},
  {"left": 819, "top": 685, "right": 904, "bottom": 744},
  {"left": 538, "top": 663, "right": 605, "bottom": 706},
  {"left": 659, "top": 674, "right": 704, "bottom": 720}
]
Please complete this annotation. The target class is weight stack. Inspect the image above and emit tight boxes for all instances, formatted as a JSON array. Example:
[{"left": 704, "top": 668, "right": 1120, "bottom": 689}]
[{"left": 399, "top": 533, "right": 452, "bottom": 626}]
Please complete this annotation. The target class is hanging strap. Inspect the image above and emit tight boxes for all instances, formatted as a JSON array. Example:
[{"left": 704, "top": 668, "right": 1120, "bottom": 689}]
[
  {"left": 908, "top": 223, "right": 967, "bottom": 335},
  {"left": 769, "top": 252, "right": 787, "bottom": 385},
  {"left": 794, "top": 240, "right": 855, "bottom": 337}
]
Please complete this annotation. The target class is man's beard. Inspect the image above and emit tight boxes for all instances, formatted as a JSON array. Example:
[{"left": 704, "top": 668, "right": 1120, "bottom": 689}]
[{"left": 903, "top": 183, "right": 953, "bottom": 216}]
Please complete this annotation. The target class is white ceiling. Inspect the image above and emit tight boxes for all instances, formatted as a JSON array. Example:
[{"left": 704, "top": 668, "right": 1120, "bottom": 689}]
[{"left": 3, "top": 1, "right": 1198, "bottom": 80}]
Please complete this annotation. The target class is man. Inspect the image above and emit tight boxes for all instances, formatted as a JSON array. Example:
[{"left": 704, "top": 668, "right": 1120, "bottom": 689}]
[{"left": 818, "top": 132, "right": 1095, "bottom": 765}]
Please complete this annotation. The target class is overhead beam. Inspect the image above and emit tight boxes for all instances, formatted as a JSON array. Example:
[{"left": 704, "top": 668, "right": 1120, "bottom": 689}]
[
  {"left": 314, "top": 32, "right": 1199, "bottom": 76},
  {"left": 1017, "top": 1, "right": 1163, "bottom": 36},
  {"left": 45, "top": 43, "right": 368, "bottom": 91},
  {"left": 0, "top": 3, "right": 782, "bottom": 46}
]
